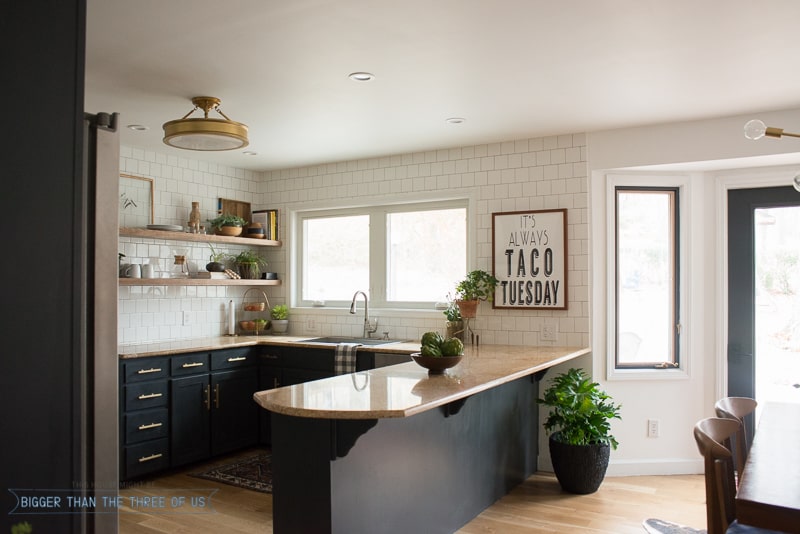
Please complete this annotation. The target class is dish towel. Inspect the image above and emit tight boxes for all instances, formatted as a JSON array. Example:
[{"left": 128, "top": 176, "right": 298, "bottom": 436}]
[{"left": 334, "top": 343, "right": 360, "bottom": 375}]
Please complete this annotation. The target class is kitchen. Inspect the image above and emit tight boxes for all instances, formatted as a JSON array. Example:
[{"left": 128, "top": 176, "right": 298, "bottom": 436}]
[{"left": 7, "top": 1, "right": 800, "bottom": 533}]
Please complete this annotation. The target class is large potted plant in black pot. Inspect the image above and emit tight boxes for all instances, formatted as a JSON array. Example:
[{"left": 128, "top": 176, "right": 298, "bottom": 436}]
[{"left": 537, "top": 368, "right": 621, "bottom": 494}]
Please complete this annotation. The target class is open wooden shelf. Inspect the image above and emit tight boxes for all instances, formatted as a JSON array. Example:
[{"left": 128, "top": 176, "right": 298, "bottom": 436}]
[
  {"left": 119, "top": 227, "right": 281, "bottom": 247},
  {"left": 119, "top": 278, "right": 282, "bottom": 287}
]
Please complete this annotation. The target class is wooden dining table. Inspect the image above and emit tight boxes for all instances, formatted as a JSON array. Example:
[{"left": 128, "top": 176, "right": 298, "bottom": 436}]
[{"left": 735, "top": 401, "right": 800, "bottom": 533}]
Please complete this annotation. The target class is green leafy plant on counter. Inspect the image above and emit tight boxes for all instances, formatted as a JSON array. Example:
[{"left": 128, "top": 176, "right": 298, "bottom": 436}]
[
  {"left": 207, "top": 213, "right": 247, "bottom": 230},
  {"left": 271, "top": 304, "right": 289, "bottom": 320},
  {"left": 537, "top": 368, "right": 622, "bottom": 449},
  {"left": 12, "top": 521, "right": 33, "bottom": 534},
  {"left": 454, "top": 269, "right": 499, "bottom": 302},
  {"left": 443, "top": 294, "right": 462, "bottom": 322}
]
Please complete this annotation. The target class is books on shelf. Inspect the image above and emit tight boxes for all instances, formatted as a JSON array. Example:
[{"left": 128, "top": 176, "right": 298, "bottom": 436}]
[{"left": 252, "top": 209, "right": 279, "bottom": 240}]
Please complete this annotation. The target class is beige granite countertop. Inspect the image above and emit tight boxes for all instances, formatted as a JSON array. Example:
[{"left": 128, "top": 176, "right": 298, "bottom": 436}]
[
  {"left": 253, "top": 345, "right": 589, "bottom": 420},
  {"left": 118, "top": 336, "right": 420, "bottom": 358}
]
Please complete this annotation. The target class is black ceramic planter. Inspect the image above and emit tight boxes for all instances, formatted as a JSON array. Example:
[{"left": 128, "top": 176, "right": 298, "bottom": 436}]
[{"left": 548, "top": 433, "right": 610, "bottom": 494}]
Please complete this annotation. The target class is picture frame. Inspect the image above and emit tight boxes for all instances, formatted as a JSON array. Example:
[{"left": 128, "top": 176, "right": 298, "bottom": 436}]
[
  {"left": 492, "top": 208, "right": 568, "bottom": 310},
  {"left": 119, "top": 173, "right": 154, "bottom": 227}
]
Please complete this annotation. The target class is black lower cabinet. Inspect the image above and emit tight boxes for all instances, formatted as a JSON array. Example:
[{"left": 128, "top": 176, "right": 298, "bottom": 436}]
[
  {"left": 170, "top": 374, "right": 212, "bottom": 467},
  {"left": 211, "top": 369, "right": 259, "bottom": 455}
]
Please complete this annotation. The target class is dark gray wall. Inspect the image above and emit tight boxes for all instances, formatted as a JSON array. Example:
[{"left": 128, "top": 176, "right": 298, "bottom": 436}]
[{"left": 2, "top": 1, "right": 87, "bottom": 532}]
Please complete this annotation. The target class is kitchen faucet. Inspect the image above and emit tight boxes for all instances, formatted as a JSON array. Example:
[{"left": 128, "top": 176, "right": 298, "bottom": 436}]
[{"left": 350, "top": 291, "right": 378, "bottom": 338}]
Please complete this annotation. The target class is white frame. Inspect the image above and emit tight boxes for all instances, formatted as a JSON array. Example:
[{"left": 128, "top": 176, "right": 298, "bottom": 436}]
[{"left": 605, "top": 173, "right": 691, "bottom": 381}]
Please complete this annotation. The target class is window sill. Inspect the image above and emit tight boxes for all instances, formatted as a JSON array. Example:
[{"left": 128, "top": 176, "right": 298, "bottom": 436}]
[{"left": 606, "top": 366, "right": 689, "bottom": 381}]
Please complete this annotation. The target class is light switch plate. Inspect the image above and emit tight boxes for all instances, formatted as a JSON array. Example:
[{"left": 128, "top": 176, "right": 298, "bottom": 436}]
[
  {"left": 541, "top": 323, "right": 557, "bottom": 342},
  {"left": 182, "top": 311, "right": 193, "bottom": 326}
]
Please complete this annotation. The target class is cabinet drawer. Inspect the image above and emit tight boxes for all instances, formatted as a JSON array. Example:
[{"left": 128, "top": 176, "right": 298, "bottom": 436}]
[
  {"left": 123, "top": 357, "right": 169, "bottom": 383},
  {"left": 124, "top": 408, "right": 169, "bottom": 445},
  {"left": 124, "top": 439, "right": 169, "bottom": 479},
  {"left": 171, "top": 353, "right": 210, "bottom": 376},
  {"left": 125, "top": 381, "right": 168, "bottom": 411},
  {"left": 211, "top": 348, "right": 255, "bottom": 370},
  {"left": 259, "top": 351, "right": 283, "bottom": 367}
]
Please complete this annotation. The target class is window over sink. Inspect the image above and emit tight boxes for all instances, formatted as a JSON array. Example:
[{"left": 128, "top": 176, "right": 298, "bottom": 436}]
[{"left": 296, "top": 199, "right": 468, "bottom": 310}]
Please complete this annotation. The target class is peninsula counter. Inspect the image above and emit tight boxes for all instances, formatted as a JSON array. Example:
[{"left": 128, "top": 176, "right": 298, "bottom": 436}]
[{"left": 253, "top": 345, "right": 589, "bottom": 534}]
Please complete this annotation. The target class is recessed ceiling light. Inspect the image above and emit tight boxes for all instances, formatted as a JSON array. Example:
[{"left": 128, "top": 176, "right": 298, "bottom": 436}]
[
  {"left": 445, "top": 117, "right": 466, "bottom": 124},
  {"left": 127, "top": 124, "right": 149, "bottom": 131},
  {"left": 348, "top": 72, "right": 375, "bottom": 82},
  {"left": 243, "top": 150, "right": 258, "bottom": 156}
]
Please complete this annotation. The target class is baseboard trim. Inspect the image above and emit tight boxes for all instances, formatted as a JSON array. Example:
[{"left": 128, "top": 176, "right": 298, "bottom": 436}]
[{"left": 538, "top": 457, "right": 703, "bottom": 476}]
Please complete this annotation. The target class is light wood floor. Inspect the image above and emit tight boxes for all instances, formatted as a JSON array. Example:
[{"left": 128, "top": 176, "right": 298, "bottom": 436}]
[{"left": 120, "top": 450, "right": 706, "bottom": 533}]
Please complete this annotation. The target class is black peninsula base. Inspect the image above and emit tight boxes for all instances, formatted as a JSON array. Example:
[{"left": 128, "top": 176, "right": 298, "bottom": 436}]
[{"left": 270, "top": 375, "right": 539, "bottom": 533}]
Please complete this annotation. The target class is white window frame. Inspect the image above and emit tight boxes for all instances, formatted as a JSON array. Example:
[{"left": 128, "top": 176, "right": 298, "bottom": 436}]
[
  {"left": 293, "top": 197, "right": 471, "bottom": 311},
  {"left": 606, "top": 173, "right": 691, "bottom": 381}
]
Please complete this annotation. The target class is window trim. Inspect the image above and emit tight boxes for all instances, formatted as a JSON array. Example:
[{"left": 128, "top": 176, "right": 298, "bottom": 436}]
[
  {"left": 613, "top": 186, "right": 680, "bottom": 369},
  {"left": 292, "top": 197, "right": 471, "bottom": 311},
  {"left": 605, "top": 174, "right": 690, "bottom": 381}
]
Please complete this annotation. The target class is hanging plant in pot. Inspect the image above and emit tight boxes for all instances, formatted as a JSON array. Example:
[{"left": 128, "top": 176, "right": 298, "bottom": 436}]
[
  {"left": 208, "top": 213, "right": 247, "bottom": 237},
  {"left": 537, "top": 368, "right": 621, "bottom": 494},
  {"left": 454, "top": 269, "right": 499, "bottom": 318},
  {"left": 233, "top": 250, "right": 268, "bottom": 280}
]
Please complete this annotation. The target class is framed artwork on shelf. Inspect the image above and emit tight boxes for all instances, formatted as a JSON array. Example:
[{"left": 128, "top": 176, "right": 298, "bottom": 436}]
[
  {"left": 119, "top": 173, "right": 154, "bottom": 227},
  {"left": 491, "top": 208, "right": 568, "bottom": 310},
  {"left": 252, "top": 209, "right": 279, "bottom": 240}
]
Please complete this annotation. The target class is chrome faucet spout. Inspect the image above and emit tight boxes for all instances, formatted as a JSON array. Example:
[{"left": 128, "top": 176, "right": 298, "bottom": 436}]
[{"left": 350, "top": 291, "right": 377, "bottom": 338}]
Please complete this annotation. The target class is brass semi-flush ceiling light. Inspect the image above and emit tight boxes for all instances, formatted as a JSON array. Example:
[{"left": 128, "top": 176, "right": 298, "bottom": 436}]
[
  {"left": 744, "top": 119, "right": 800, "bottom": 191},
  {"left": 163, "top": 96, "right": 248, "bottom": 151}
]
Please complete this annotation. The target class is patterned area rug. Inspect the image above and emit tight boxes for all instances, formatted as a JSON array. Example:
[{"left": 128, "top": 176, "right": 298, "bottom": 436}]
[
  {"left": 192, "top": 452, "right": 273, "bottom": 494},
  {"left": 643, "top": 518, "right": 706, "bottom": 534}
]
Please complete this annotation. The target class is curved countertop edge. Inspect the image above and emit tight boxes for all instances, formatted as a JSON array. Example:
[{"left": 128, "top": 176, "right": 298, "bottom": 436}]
[
  {"left": 253, "top": 346, "right": 590, "bottom": 420},
  {"left": 119, "top": 335, "right": 420, "bottom": 358}
]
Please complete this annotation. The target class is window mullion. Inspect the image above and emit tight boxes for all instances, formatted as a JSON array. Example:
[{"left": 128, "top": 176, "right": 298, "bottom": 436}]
[{"left": 370, "top": 209, "right": 387, "bottom": 307}]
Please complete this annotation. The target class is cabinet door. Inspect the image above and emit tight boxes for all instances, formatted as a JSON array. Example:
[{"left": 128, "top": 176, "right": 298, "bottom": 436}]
[
  {"left": 259, "top": 367, "right": 283, "bottom": 445},
  {"left": 211, "top": 369, "right": 259, "bottom": 456},
  {"left": 170, "top": 374, "right": 211, "bottom": 467}
]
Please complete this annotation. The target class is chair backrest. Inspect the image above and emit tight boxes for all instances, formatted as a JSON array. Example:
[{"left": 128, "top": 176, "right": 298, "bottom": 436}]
[
  {"left": 714, "top": 396, "right": 757, "bottom": 478},
  {"left": 693, "top": 417, "right": 741, "bottom": 534}
]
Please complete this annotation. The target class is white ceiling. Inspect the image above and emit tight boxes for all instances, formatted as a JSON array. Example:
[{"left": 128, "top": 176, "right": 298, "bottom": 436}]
[{"left": 85, "top": 0, "right": 800, "bottom": 172}]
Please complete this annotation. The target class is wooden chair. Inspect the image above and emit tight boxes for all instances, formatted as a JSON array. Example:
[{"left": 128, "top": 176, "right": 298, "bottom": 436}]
[
  {"left": 714, "top": 397, "right": 757, "bottom": 479},
  {"left": 693, "top": 417, "right": 780, "bottom": 534}
]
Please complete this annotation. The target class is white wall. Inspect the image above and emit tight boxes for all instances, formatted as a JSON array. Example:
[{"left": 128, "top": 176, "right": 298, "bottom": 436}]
[
  {"left": 119, "top": 135, "right": 591, "bottom": 349},
  {"left": 588, "top": 107, "right": 800, "bottom": 475}
]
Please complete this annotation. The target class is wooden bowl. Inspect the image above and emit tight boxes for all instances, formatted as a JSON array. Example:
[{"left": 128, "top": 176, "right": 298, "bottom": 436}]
[
  {"left": 216, "top": 225, "right": 243, "bottom": 237},
  {"left": 411, "top": 353, "right": 463, "bottom": 374}
]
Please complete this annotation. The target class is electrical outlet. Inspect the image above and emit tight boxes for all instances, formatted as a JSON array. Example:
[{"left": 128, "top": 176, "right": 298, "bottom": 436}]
[
  {"left": 541, "top": 323, "right": 557, "bottom": 342},
  {"left": 306, "top": 318, "right": 318, "bottom": 332},
  {"left": 182, "top": 311, "right": 193, "bottom": 326},
  {"left": 647, "top": 419, "right": 659, "bottom": 438}
]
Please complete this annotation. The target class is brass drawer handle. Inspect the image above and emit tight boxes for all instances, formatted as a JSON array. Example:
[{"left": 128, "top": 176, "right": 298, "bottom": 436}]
[
  {"left": 227, "top": 356, "right": 246, "bottom": 362},
  {"left": 138, "top": 453, "right": 163, "bottom": 463},
  {"left": 181, "top": 362, "right": 204, "bottom": 368},
  {"left": 138, "top": 422, "right": 163, "bottom": 431},
  {"left": 137, "top": 367, "right": 162, "bottom": 374},
  {"left": 137, "top": 392, "right": 163, "bottom": 400}
]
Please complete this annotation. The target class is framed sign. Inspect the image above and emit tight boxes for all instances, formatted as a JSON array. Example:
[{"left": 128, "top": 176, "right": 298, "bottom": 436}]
[
  {"left": 492, "top": 209, "right": 568, "bottom": 310},
  {"left": 119, "top": 173, "right": 154, "bottom": 227}
]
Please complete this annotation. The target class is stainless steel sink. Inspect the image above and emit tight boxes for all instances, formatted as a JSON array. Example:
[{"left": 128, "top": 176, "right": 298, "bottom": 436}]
[{"left": 300, "top": 336, "right": 402, "bottom": 346}]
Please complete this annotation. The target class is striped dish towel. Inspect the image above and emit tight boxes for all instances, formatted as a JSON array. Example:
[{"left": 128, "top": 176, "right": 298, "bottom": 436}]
[{"left": 334, "top": 343, "right": 360, "bottom": 375}]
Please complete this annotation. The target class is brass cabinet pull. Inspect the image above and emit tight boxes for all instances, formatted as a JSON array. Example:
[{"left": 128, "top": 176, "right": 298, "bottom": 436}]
[
  {"left": 214, "top": 384, "right": 220, "bottom": 409},
  {"left": 137, "top": 392, "right": 163, "bottom": 400},
  {"left": 263, "top": 354, "right": 278, "bottom": 359},
  {"left": 138, "top": 422, "right": 163, "bottom": 431},
  {"left": 273, "top": 377, "right": 279, "bottom": 388},
  {"left": 138, "top": 453, "right": 163, "bottom": 463},
  {"left": 181, "top": 362, "right": 204, "bottom": 368},
  {"left": 203, "top": 385, "right": 210, "bottom": 411},
  {"left": 227, "top": 356, "right": 246, "bottom": 362},
  {"left": 137, "top": 367, "right": 162, "bottom": 374}
]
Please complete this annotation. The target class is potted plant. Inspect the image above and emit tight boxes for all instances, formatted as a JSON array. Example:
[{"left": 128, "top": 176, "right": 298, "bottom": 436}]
[
  {"left": 454, "top": 269, "right": 499, "bottom": 318},
  {"left": 232, "top": 250, "right": 268, "bottom": 279},
  {"left": 270, "top": 304, "right": 289, "bottom": 334},
  {"left": 537, "top": 368, "right": 622, "bottom": 494},
  {"left": 443, "top": 295, "right": 464, "bottom": 341},
  {"left": 206, "top": 242, "right": 228, "bottom": 272},
  {"left": 208, "top": 213, "right": 247, "bottom": 237}
]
